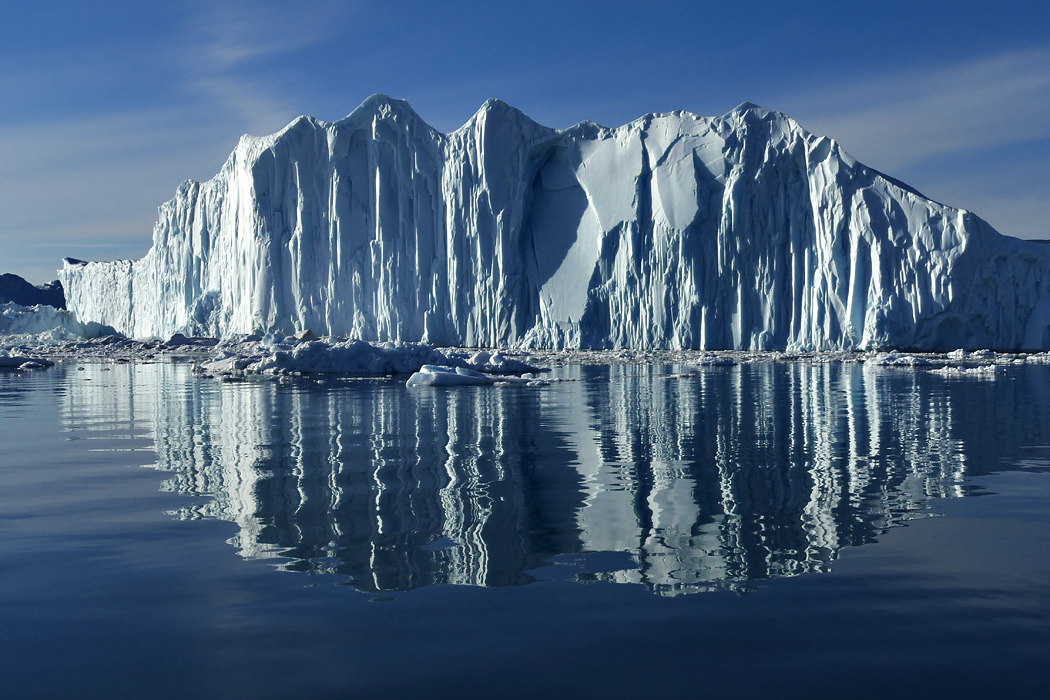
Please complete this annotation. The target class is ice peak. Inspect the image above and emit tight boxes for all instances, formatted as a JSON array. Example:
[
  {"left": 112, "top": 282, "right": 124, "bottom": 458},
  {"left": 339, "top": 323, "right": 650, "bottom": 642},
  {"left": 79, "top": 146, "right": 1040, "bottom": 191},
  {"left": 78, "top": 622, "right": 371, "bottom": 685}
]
[
  {"left": 459, "top": 97, "right": 549, "bottom": 136},
  {"left": 729, "top": 101, "right": 766, "bottom": 114},
  {"left": 479, "top": 97, "right": 513, "bottom": 112},
  {"left": 339, "top": 93, "right": 421, "bottom": 125},
  {"left": 58, "top": 96, "right": 1050, "bottom": 352}
]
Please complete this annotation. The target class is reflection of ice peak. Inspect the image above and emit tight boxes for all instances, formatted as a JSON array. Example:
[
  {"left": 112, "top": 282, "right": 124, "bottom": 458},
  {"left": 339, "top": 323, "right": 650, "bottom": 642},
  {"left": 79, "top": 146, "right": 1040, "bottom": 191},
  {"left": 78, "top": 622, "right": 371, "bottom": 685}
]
[{"left": 60, "top": 361, "right": 1050, "bottom": 596}]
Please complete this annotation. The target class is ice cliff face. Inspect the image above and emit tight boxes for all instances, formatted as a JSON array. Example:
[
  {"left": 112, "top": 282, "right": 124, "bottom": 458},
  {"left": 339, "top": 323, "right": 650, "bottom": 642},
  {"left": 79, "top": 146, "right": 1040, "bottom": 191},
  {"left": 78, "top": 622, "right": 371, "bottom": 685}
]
[{"left": 60, "top": 94, "right": 1050, "bottom": 350}]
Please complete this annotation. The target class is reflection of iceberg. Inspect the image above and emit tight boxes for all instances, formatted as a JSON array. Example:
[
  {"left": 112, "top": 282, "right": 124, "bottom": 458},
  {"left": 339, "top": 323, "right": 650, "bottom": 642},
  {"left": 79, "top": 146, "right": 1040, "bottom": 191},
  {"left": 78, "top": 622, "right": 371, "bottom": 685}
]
[
  {"left": 61, "top": 361, "right": 1050, "bottom": 595},
  {"left": 61, "top": 96, "right": 1050, "bottom": 352},
  {"left": 565, "top": 364, "right": 974, "bottom": 594}
]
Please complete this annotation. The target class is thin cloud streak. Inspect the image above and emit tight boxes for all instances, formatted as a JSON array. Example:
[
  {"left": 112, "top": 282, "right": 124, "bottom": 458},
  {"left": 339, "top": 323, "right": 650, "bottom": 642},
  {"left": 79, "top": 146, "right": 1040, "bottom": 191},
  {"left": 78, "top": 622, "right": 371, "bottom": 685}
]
[
  {"left": 771, "top": 49, "right": 1050, "bottom": 239},
  {"left": 0, "top": 112, "right": 232, "bottom": 281},
  {"left": 187, "top": 0, "right": 347, "bottom": 68},
  {"left": 178, "top": 0, "right": 354, "bottom": 134},
  {"left": 0, "top": 0, "right": 351, "bottom": 282},
  {"left": 778, "top": 49, "right": 1050, "bottom": 171}
]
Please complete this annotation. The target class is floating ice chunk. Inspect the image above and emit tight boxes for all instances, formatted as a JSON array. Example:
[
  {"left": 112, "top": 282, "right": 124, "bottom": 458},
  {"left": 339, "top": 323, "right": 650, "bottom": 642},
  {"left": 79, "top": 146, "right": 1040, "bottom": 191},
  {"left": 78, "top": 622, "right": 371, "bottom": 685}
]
[
  {"left": 406, "top": 364, "right": 540, "bottom": 387},
  {"left": 193, "top": 336, "right": 546, "bottom": 378},
  {"left": 695, "top": 355, "right": 736, "bottom": 366},
  {"left": 407, "top": 365, "right": 497, "bottom": 386},
  {"left": 248, "top": 339, "right": 451, "bottom": 375},
  {"left": 467, "top": 351, "right": 539, "bottom": 374},
  {"left": 867, "top": 352, "right": 932, "bottom": 366},
  {"left": 0, "top": 354, "right": 54, "bottom": 368},
  {"left": 200, "top": 356, "right": 253, "bottom": 373},
  {"left": 468, "top": 351, "right": 492, "bottom": 366},
  {"left": 260, "top": 333, "right": 295, "bottom": 350},
  {"left": 931, "top": 364, "right": 999, "bottom": 377}
]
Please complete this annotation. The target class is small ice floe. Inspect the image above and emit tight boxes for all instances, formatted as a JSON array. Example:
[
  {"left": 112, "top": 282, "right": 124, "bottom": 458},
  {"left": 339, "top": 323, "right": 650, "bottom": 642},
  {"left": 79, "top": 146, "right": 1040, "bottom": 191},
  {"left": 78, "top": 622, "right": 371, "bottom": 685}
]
[
  {"left": 198, "top": 338, "right": 453, "bottom": 376},
  {"left": 694, "top": 354, "right": 735, "bottom": 367},
  {"left": 464, "top": 350, "right": 538, "bottom": 374},
  {"left": 931, "top": 364, "right": 999, "bottom": 378},
  {"left": 407, "top": 365, "right": 499, "bottom": 386},
  {"left": 1026, "top": 353, "right": 1050, "bottom": 364},
  {"left": 407, "top": 365, "right": 542, "bottom": 387},
  {"left": 0, "top": 354, "right": 54, "bottom": 368},
  {"left": 866, "top": 352, "right": 932, "bottom": 366}
]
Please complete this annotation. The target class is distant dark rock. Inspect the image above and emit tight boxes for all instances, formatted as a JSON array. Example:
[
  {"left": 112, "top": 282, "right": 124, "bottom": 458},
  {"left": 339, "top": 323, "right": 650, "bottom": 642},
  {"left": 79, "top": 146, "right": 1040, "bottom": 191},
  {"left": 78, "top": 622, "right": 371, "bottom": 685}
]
[{"left": 0, "top": 274, "right": 66, "bottom": 309}]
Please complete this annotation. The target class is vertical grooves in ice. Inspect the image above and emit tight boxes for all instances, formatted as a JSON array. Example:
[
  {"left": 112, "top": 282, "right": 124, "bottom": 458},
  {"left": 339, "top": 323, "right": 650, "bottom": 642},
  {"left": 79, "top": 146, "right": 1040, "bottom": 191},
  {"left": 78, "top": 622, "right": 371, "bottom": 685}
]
[{"left": 60, "top": 96, "right": 1050, "bottom": 351}]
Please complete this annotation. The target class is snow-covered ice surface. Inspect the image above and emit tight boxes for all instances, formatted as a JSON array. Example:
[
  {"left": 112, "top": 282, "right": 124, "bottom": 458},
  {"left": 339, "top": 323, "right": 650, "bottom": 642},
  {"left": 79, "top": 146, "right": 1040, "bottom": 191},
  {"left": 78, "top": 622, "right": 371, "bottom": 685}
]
[{"left": 59, "top": 95, "right": 1050, "bottom": 352}]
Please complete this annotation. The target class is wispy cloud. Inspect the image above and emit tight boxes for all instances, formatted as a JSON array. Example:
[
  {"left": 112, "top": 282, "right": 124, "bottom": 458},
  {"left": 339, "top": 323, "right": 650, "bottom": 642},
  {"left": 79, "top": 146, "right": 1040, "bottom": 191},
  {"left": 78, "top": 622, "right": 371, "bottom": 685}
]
[
  {"left": 777, "top": 48, "right": 1050, "bottom": 171},
  {"left": 190, "top": 0, "right": 342, "bottom": 66},
  {"left": 178, "top": 0, "right": 353, "bottom": 134},
  {"left": 0, "top": 0, "right": 353, "bottom": 282},
  {"left": 0, "top": 110, "right": 237, "bottom": 282},
  {"left": 771, "top": 49, "right": 1050, "bottom": 239}
]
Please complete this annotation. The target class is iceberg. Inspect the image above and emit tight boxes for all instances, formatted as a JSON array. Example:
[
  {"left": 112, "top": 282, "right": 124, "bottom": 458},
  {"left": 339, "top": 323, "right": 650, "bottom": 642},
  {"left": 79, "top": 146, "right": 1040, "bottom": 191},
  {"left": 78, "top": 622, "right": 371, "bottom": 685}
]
[
  {"left": 60, "top": 95, "right": 1050, "bottom": 351},
  {"left": 0, "top": 301, "right": 100, "bottom": 340}
]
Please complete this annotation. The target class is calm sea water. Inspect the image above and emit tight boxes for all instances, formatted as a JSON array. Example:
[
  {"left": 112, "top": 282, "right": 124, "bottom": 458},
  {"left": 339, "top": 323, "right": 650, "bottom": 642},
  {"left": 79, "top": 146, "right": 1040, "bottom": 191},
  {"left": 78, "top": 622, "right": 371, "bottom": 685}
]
[{"left": 2, "top": 359, "right": 1050, "bottom": 698}]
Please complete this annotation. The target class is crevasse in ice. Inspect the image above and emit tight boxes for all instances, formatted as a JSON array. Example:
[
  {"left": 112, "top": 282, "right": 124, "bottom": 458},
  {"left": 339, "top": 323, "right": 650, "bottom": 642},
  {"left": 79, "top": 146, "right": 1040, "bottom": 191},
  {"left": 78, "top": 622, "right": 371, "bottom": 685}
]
[{"left": 59, "top": 95, "right": 1050, "bottom": 350}]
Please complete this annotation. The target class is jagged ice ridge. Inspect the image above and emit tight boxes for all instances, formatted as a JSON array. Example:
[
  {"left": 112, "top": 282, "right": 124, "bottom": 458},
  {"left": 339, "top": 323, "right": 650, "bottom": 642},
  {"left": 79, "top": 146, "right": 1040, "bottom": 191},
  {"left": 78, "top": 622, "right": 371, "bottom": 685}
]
[{"left": 60, "top": 95, "right": 1050, "bottom": 351}]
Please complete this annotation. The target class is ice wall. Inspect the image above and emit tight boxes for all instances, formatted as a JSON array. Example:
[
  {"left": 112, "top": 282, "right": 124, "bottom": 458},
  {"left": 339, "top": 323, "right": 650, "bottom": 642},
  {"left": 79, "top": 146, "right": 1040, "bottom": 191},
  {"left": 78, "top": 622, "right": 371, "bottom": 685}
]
[{"left": 60, "top": 94, "right": 1050, "bottom": 350}]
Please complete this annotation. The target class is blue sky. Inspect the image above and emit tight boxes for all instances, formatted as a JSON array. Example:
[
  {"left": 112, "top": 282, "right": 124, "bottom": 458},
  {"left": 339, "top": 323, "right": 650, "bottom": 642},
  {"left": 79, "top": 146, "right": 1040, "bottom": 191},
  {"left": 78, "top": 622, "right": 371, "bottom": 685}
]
[{"left": 2, "top": 0, "right": 1049, "bottom": 283}]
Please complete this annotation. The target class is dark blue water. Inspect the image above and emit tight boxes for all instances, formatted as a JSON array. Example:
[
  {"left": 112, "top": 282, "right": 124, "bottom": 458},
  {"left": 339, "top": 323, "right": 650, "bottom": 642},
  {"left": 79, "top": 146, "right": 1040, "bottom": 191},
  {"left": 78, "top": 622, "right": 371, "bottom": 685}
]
[{"left": 2, "top": 360, "right": 1050, "bottom": 698}]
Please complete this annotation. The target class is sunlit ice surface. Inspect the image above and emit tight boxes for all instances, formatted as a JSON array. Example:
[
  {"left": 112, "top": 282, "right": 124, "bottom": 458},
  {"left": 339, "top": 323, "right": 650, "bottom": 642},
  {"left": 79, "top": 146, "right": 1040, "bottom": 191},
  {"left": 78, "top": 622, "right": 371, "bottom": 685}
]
[{"left": 2, "top": 358, "right": 1050, "bottom": 698}]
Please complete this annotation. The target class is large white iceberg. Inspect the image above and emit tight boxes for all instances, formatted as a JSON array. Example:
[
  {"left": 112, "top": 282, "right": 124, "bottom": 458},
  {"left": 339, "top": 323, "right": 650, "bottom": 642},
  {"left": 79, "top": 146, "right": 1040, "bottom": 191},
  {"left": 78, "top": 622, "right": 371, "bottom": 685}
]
[{"left": 60, "top": 95, "right": 1050, "bottom": 351}]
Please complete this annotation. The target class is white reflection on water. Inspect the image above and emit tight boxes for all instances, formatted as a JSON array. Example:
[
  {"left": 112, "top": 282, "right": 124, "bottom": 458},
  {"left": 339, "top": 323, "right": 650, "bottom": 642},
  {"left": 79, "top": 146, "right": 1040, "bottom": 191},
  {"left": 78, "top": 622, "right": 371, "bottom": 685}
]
[{"left": 59, "top": 361, "right": 1050, "bottom": 596}]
